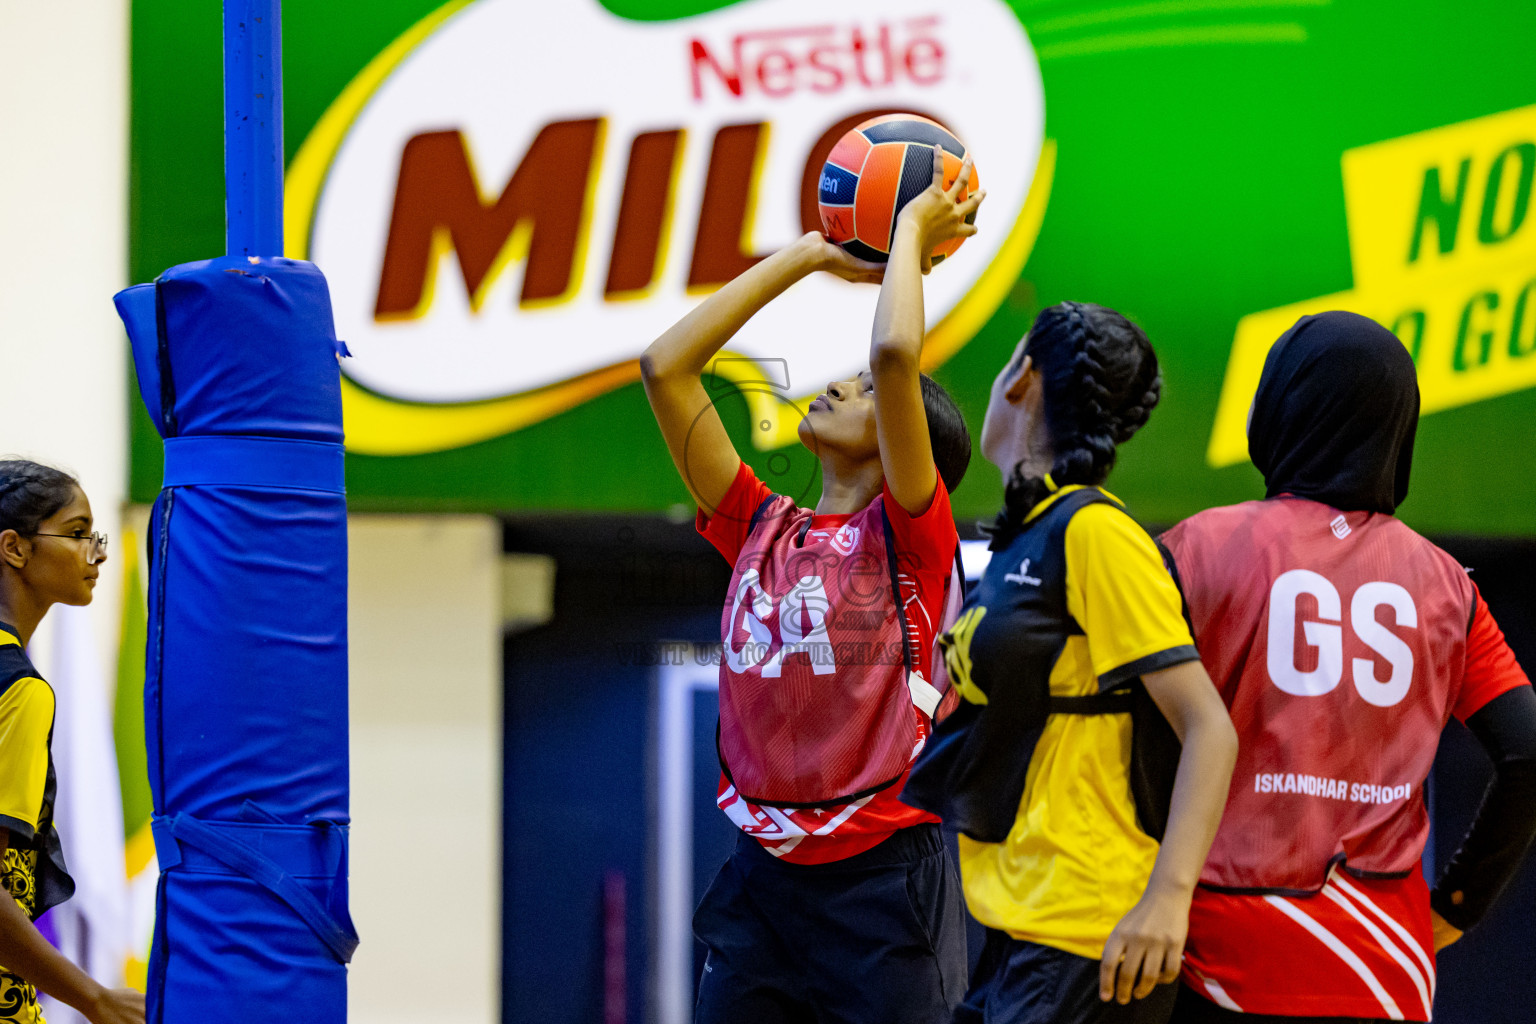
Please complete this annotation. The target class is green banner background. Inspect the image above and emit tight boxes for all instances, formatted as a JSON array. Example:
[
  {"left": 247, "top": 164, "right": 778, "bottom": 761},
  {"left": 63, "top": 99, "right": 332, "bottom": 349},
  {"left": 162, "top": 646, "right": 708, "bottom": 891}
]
[{"left": 129, "top": 0, "right": 1536, "bottom": 534}]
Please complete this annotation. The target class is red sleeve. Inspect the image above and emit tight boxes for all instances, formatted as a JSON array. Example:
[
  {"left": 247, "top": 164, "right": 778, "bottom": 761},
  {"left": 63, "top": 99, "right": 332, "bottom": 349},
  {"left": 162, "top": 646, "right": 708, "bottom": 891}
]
[
  {"left": 1455, "top": 587, "right": 1533, "bottom": 722},
  {"left": 881, "top": 472, "right": 958, "bottom": 573},
  {"left": 882, "top": 473, "right": 960, "bottom": 677},
  {"left": 695, "top": 461, "right": 774, "bottom": 565}
]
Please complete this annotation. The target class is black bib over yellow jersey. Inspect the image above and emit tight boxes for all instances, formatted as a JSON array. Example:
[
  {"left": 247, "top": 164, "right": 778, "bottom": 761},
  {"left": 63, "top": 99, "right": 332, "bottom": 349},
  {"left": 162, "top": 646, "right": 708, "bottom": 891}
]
[
  {"left": 0, "top": 628, "right": 75, "bottom": 921},
  {"left": 902, "top": 487, "right": 1183, "bottom": 844}
]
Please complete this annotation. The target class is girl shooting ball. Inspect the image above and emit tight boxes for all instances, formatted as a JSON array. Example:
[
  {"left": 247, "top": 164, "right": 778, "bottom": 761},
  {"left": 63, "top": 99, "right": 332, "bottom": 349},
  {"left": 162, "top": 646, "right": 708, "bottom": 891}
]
[{"left": 641, "top": 148, "right": 981, "bottom": 1024}]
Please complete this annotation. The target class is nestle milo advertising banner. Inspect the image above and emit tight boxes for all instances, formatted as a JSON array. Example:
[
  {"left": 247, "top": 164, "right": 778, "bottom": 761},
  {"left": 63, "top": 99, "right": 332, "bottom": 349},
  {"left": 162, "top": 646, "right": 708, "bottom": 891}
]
[{"left": 129, "top": 0, "right": 1536, "bottom": 535}]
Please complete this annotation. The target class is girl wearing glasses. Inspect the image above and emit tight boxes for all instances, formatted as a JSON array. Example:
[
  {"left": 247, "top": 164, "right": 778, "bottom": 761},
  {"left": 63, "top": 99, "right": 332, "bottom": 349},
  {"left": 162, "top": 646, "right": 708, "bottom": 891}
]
[{"left": 0, "top": 460, "right": 142, "bottom": 1024}]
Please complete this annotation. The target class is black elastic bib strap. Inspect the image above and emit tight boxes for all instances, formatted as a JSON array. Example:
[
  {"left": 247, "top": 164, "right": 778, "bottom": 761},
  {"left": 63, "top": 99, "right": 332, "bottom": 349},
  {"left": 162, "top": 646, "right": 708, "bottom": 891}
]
[
  {"left": 1049, "top": 689, "right": 1134, "bottom": 715},
  {"left": 746, "top": 494, "right": 780, "bottom": 537},
  {"left": 879, "top": 505, "right": 916, "bottom": 675}
]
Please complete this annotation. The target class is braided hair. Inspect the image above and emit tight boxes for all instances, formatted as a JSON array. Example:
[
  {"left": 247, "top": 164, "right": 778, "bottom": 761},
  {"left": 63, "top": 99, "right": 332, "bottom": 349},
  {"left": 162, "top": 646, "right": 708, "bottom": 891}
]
[
  {"left": 0, "top": 460, "right": 79, "bottom": 539},
  {"left": 987, "top": 302, "right": 1161, "bottom": 543}
]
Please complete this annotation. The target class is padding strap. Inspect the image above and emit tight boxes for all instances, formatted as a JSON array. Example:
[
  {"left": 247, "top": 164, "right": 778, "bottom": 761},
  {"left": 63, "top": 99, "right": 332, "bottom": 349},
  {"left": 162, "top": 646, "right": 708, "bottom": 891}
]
[
  {"left": 153, "top": 813, "right": 359, "bottom": 963},
  {"left": 162, "top": 436, "right": 345, "bottom": 494}
]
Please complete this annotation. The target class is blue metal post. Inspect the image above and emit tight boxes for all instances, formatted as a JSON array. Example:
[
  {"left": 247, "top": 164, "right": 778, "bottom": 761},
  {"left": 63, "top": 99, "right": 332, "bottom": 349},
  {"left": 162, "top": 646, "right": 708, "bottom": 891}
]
[{"left": 224, "top": 0, "right": 284, "bottom": 258}]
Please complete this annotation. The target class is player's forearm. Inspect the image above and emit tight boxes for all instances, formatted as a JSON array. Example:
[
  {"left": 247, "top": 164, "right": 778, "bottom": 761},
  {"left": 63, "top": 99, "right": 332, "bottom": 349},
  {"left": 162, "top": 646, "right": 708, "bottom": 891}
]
[
  {"left": 1144, "top": 688, "right": 1238, "bottom": 898},
  {"left": 1432, "top": 686, "right": 1536, "bottom": 930},
  {"left": 640, "top": 237, "right": 821, "bottom": 382},
  {"left": 0, "top": 890, "right": 104, "bottom": 1014},
  {"left": 870, "top": 218, "right": 926, "bottom": 372}
]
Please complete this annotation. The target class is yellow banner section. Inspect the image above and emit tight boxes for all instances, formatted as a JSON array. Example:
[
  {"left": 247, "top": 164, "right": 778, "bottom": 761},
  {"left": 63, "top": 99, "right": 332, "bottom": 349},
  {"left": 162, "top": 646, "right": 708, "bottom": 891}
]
[{"left": 1210, "top": 103, "right": 1536, "bottom": 467}]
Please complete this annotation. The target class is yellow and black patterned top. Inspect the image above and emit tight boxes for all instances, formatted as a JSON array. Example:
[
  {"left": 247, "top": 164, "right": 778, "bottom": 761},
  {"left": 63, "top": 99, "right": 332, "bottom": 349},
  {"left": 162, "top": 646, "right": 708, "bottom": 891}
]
[
  {"left": 907, "top": 487, "right": 1197, "bottom": 960},
  {"left": 0, "top": 623, "right": 76, "bottom": 1023}
]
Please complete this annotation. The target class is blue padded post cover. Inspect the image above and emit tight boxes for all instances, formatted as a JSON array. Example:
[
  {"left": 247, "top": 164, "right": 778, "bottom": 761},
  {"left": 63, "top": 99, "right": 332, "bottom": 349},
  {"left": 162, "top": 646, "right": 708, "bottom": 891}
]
[{"left": 116, "top": 256, "right": 355, "bottom": 1022}]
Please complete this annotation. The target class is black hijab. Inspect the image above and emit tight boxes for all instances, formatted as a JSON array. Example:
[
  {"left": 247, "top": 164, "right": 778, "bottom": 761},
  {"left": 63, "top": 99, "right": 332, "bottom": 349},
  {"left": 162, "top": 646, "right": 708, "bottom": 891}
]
[{"left": 1247, "top": 310, "right": 1419, "bottom": 514}]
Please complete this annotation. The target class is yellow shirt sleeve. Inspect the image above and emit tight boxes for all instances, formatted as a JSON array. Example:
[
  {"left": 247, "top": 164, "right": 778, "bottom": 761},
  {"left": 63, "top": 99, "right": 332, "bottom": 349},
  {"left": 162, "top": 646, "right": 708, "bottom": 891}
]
[
  {"left": 1064, "top": 502, "right": 1197, "bottom": 688},
  {"left": 0, "top": 677, "right": 53, "bottom": 838}
]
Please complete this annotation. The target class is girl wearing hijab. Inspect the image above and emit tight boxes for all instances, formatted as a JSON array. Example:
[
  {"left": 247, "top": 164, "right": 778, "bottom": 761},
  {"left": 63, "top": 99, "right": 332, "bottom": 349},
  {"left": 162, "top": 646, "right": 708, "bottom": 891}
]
[
  {"left": 1161, "top": 311, "right": 1536, "bottom": 1023},
  {"left": 904, "top": 302, "right": 1238, "bottom": 1024},
  {"left": 0, "top": 460, "right": 144, "bottom": 1024}
]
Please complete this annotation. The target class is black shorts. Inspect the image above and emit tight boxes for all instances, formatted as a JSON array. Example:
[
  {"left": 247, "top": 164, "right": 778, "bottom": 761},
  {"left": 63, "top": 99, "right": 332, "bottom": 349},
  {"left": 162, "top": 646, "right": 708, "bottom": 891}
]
[
  {"left": 955, "top": 928, "right": 1179, "bottom": 1024},
  {"left": 1169, "top": 983, "right": 1411, "bottom": 1024},
  {"left": 693, "top": 823, "right": 968, "bottom": 1024}
]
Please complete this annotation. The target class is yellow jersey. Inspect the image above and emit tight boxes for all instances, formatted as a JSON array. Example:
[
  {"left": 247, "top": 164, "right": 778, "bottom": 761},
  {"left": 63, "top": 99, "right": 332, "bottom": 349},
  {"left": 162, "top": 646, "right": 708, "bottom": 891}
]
[{"left": 951, "top": 488, "right": 1196, "bottom": 958}]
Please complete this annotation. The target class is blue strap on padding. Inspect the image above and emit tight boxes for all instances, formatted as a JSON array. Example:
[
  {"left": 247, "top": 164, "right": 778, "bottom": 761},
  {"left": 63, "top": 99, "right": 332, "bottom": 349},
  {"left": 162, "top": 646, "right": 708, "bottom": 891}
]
[
  {"left": 162, "top": 436, "right": 345, "bottom": 494},
  {"left": 150, "top": 816, "right": 182, "bottom": 870},
  {"left": 153, "top": 814, "right": 360, "bottom": 963}
]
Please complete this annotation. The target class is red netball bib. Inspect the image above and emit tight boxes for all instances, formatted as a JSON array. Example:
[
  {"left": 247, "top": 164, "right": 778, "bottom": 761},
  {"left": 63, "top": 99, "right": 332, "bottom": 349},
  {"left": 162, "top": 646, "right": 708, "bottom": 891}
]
[
  {"left": 717, "top": 494, "right": 945, "bottom": 807},
  {"left": 1165, "top": 498, "right": 1475, "bottom": 890}
]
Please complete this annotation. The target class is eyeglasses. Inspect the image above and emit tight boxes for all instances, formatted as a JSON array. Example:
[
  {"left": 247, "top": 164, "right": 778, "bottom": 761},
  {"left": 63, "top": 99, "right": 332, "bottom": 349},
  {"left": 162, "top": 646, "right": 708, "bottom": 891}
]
[{"left": 33, "top": 532, "right": 109, "bottom": 565}]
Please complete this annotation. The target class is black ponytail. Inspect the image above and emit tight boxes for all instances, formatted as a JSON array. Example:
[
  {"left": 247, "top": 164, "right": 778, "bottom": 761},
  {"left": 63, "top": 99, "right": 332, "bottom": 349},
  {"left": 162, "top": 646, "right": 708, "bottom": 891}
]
[
  {"left": 919, "top": 373, "right": 972, "bottom": 496},
  {"left": 0, "top": 460, "right": 79, "bottom": 538},
  {"left": 986, "top": 302, "right": 1161, "bottom": 545}
]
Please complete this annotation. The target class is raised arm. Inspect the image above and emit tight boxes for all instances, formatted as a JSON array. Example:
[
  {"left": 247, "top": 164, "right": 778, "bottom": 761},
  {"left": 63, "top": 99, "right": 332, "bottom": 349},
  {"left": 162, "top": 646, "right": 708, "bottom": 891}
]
[
  {"left": 870, "top": 146, "right": 982, "bottom": 514},
  {"left": 640, "top": 233, "right": 883, "bottom": 513}
]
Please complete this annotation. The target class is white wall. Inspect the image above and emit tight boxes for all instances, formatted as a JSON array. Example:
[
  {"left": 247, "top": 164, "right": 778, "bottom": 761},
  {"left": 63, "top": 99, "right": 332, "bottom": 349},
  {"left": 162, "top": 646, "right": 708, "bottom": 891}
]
[
  {"left": 348, "top": 515, "right": 502, "bottom": 1024},
  {"left": 1, "top": 7, "right": 133, "bottom": 1019},
  {"left": 0, "top": 13, "right": 504, "bottom": 1019},
  {"left": 0, "top": 0, "right": 129, "bottom": 652}
]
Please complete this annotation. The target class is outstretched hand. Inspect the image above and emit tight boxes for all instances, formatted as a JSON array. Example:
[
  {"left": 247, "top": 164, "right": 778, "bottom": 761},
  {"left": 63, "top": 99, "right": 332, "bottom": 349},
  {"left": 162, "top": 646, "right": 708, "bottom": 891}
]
[
  {"left": 796, "top": 231, "right": 886, "bottom": 284},
  {"left": 896, "top": 145, "right": 985, "bottom": 273}
]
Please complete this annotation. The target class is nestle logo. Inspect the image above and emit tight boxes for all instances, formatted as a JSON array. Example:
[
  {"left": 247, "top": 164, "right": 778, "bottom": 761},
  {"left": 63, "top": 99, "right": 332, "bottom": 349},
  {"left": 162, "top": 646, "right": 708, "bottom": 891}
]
[{"left": 689, "top": 17, "right": 946, "bottom": 102}]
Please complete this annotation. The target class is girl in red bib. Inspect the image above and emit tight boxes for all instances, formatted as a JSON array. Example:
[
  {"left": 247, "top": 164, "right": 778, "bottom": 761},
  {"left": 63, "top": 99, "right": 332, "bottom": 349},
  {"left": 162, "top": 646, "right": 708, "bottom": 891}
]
[
  {"left": 641, "top": 149, "right": 980, "bottom": 1024},
  {"left": 1162, "top": 311, "right": 1536, "bottom": 1023}
]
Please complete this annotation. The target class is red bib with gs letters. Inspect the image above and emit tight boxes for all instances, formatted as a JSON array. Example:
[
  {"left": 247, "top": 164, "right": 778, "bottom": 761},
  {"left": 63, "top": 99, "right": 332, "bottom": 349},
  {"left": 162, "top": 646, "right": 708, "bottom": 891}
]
[
  {"left": 1163, "top": 497, "right": 1476, "bottom": 891},
  {"left": 717, "top": 493, "right": 949, "bottom": 808}
]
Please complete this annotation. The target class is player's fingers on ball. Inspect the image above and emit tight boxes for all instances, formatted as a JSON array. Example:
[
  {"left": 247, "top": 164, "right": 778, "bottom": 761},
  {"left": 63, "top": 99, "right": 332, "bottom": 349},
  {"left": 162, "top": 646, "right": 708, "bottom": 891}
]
[
  {"left": 950, "top": 154, "right": 974, "bottom": 197},
  {"left": 959, "top": 223, "right": 979, "bottom": 237},
  {"left": 930, "top": 144, "right": 945, "bottom": 187}
]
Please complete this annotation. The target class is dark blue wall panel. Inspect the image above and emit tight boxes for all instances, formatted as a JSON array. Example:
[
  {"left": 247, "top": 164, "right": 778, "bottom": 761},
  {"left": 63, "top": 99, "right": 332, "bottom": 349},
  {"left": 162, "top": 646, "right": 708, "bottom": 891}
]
[
  {"left": 1430, "top": 537, "right": 1536, "bottom": 1024},
  {"left": 498, "top": 521, "right": 1536, "bottom": 1023},
  {"left": 502, "top": 517, "right": 729, "bottom": 1024}
]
